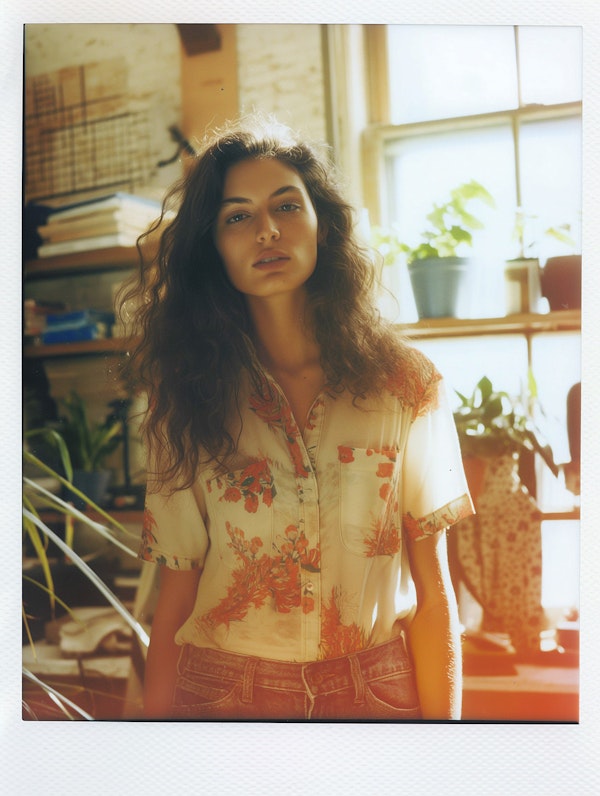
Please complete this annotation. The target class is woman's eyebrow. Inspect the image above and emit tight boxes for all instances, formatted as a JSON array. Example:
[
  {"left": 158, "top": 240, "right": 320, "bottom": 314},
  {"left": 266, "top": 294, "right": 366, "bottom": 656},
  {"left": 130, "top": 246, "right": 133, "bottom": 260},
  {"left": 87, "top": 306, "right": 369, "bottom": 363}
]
[{"left": 220, "top": 185, "right": 303, "bottom": 207}]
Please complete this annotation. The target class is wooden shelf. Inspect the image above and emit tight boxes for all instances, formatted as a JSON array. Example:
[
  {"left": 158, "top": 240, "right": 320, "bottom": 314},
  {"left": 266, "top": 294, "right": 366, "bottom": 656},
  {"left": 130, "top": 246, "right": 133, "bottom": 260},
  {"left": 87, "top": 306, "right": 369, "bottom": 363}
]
[
  {"left": 38, "top": 509, "right": 144, "bottom": 525},
  {"left": 24, "top": 245, "right": 145, "bottom": 279},
  {"left": 23, "top": 336, "right": 139, "bottom": 359},
  {"left": 399, "top": 309, "right": 581, "bottom": 339},
  {"left": 24, "top": 312, "right": 580, "bottom": 360},
  {"left": 540, "top": 509, "right": 580, "bottom": 522}
]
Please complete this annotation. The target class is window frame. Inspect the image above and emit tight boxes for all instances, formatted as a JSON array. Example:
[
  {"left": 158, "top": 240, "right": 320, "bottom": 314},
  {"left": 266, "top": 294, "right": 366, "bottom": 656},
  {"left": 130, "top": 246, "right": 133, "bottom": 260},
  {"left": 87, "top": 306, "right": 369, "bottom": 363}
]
[{"left": 361, "top": 26, "right": 583, "bottom": 227}]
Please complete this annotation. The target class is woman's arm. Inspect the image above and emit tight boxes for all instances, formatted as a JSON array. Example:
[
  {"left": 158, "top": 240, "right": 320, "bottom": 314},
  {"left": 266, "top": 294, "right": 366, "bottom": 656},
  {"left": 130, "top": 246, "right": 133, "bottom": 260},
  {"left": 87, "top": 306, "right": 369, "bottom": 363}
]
[
  {"left": 405, "top": 529, "right": 462, "bottom": 720},
  {"left": 143, "top": 565, "right": 202, "bottom": 719}
]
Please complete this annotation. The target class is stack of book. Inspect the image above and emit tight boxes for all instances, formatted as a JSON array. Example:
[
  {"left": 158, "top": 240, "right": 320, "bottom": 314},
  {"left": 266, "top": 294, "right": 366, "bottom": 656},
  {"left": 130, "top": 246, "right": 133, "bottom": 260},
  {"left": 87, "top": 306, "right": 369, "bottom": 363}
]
[
  {"left": 24, "top": 298, "right": 67, "bottom": 341},
  {"left": 42, "top": 309, "right": 116, "bottom": 344},
  {"left": 35, "top": 192, "right": 162, "bottom": 258}
]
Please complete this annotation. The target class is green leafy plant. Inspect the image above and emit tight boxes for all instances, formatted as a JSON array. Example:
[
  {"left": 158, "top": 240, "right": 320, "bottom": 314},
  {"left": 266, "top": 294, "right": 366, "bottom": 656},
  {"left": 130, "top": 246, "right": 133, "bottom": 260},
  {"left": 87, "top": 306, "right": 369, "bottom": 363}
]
[
  {"left": 512, "top": 207, "right": 577, "bottom": 260},
  {"left": 373, "top": 180, "right": 495, "bottom": 267},
  {"left": 22, "top": 447, "right": 148, "bottom": 719},
  {"left": 28, "top": 391, "right": 122, "bottom": 476},
  {"left": 453, "top": 375, "right": 558, "bottom": 476}
]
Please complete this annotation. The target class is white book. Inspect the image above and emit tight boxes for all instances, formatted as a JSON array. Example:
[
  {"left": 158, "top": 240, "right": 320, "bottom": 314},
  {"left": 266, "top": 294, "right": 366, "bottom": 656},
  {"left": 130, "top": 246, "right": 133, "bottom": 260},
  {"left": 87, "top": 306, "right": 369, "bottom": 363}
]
[
  {"left": 40, "top": 220, "right": 150, "bottom": 244},
  {"left": 37, "top": 232, "right": 141, "bottom": 258},
  {"left": 39, "top": 207, "right": 159, "bottom": 235},
  {"left": 45, "top": 192, "right": 161, "bottom": 223}
]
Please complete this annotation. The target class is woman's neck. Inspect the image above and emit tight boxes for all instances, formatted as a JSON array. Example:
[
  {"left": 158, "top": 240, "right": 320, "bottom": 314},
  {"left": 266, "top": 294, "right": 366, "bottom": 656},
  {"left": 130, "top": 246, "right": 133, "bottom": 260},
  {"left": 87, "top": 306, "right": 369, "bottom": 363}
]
[{"left": 247, "top": 291, "right": 321, "bottom": 376}]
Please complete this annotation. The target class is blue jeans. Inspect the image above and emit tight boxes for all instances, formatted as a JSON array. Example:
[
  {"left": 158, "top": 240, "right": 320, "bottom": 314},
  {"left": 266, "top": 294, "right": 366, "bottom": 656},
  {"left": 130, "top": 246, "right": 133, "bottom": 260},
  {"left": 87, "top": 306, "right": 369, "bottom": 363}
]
[{"left": 171, "top": 634, "right": 421, "bottom": 721}]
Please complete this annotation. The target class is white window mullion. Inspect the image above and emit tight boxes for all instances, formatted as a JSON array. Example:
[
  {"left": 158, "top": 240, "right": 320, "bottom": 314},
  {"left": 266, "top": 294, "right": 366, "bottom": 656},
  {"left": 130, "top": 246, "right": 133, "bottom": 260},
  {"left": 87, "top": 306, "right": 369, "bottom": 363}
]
[{"left": 323, "top": 24, "right": 369, "bottom": 211}]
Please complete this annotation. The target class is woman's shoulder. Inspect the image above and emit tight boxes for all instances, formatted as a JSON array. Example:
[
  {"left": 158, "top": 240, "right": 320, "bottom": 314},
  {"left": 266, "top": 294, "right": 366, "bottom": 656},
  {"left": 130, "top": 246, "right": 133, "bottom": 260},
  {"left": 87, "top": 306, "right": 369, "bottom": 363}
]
[{"left": 384, "top": 338, "right": 443, "bottom": 417}]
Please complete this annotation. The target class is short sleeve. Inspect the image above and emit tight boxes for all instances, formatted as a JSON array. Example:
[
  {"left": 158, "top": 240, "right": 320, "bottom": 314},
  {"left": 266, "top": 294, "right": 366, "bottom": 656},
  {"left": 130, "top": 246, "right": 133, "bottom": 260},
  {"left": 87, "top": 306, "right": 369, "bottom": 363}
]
[
  {"left": 139, "top": 481, "right": 209, "bottom": 570},
  {"left": 401, "top": 376, "right": 474, "bottom": 542}
]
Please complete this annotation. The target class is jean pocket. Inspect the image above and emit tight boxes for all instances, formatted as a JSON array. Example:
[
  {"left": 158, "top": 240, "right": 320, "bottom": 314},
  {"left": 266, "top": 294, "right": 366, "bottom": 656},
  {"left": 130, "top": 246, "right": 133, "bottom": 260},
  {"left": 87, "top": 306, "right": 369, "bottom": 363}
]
[
  {"left": 172, "top": 672, "right": 241, "bottom": 717},
  {"left": 364, "top": 671, "right": 421, "bottom": 719},
  {"left": 338, "top": 446, "right": 401, "bottom": 557}
]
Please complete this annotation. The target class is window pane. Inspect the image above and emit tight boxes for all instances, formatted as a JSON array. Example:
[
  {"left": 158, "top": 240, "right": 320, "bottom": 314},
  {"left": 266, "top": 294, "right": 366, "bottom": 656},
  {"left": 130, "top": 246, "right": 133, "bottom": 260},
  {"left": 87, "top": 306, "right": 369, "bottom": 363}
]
[
  {"left": 530, "top": 336, "right": 580, "bottom": 446},
  {"left": 541, "top": 520, "right": 579, "bottom": 611},
  {"left": 382, "top": 125, "right": 517, "bottom": 318},
  {"left": 387, "top": 25, "right": 518, "bottom": 123},
  {"left": 519, "top": 115, "right": 582, "bottom": 262},
  {"left": 413, "top": 336, "right": 528, "bottom": 400},
  {"left": 518, "top": 26, "right": 582, "bottom": 105},
  {"left": 384, "top": 124, "right": 515, "bottom": 242}
]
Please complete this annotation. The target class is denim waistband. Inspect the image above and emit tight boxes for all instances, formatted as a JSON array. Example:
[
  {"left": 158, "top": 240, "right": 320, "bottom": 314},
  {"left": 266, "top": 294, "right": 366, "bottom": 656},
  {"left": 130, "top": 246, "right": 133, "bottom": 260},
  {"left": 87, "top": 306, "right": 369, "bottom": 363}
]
[{"left": 178, "top": 634, "right": 413, "bottom": 697}]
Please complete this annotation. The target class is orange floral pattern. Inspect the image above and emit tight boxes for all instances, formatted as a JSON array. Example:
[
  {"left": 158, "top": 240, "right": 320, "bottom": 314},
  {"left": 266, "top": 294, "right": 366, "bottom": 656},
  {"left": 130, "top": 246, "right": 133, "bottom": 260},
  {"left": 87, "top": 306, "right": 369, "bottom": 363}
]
[
  {"left": 138, "top": 508, "right": 202, "bottom": 569},
  {"left": 304, "top": 396, "right": 324, "bottom": 431},
  {"left": 208, "top": 460, "right": 276, "bottom": 513},
  {"left": 200, "top": 523, "right": 321, "bottom": 630},
  {"left": 386, "top": 345, "right": 442, "bottom": 419},
  {"left": 320, "top": 587, "right": 368, "bottom": 659},
  {"left": 250, "top": 377, "right": 310, "bottom": 479},
  {"left": 363, "top": 516, "right": 402, "bottom": 557},
  {"left": 141, "top": 354, "right": 474, "bottom": 661},
  {"left": 338, "top": 446, "right": 402, "bottom": 557},
  {"left": 403, "top": 495, "right": 474, "bottom": 541},
  {"left": 139, "top": 509, "right": 159, "bottom": 563}
]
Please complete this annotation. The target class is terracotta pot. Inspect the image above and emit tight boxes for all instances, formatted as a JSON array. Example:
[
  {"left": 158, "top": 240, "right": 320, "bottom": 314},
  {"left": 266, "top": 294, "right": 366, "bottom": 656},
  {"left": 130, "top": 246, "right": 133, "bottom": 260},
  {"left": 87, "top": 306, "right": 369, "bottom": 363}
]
[{"left": 541, "top": 255, "right": 581, "bottom": 311}]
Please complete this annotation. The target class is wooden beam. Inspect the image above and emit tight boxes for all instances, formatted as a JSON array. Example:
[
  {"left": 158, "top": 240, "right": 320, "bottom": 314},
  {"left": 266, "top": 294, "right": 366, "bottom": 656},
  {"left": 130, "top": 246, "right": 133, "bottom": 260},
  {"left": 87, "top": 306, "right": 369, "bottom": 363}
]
[{"left": 176, "top": 24, "right": 221, "bottom": 57}]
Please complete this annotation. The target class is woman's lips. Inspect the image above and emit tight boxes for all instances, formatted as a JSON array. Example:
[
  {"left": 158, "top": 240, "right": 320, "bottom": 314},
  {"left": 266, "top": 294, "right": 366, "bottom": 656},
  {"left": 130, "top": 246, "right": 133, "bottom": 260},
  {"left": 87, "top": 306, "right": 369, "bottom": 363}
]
[{"left": 253, "top": 252, "right": 290, "bottom": 269}]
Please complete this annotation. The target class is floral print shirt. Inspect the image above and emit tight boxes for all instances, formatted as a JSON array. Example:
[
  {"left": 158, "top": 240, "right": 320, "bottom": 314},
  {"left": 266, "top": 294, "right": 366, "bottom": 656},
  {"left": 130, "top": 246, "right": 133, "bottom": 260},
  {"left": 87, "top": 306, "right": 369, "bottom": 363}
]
[{"left": 139, "top": 344, "right": 474, "bottom": 662}]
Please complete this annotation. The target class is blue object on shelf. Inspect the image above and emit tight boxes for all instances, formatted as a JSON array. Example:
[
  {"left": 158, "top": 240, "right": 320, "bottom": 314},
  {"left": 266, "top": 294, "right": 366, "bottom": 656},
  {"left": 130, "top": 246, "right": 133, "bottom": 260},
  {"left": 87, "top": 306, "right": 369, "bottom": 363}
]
[{"left": 45, "top": 310, "right": 115, "bottom": 329}]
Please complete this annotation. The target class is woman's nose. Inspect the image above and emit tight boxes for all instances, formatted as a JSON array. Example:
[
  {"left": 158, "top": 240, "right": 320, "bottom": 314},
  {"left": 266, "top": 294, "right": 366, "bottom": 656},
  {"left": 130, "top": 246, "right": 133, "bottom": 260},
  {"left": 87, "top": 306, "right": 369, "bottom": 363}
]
[{"left": 256, "top": 213, "right": 280, "bottom": 242}]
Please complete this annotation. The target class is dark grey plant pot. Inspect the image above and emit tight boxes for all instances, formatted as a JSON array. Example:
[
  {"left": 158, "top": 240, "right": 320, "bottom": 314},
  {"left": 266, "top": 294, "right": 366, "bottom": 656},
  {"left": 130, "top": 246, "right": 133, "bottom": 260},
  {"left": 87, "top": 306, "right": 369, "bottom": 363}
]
[
  {"left": 63, "top": 469, "right": 111, "bottom": 511},
  {"left": 408, "top": 256, "right": 471, "bottom": 319}
]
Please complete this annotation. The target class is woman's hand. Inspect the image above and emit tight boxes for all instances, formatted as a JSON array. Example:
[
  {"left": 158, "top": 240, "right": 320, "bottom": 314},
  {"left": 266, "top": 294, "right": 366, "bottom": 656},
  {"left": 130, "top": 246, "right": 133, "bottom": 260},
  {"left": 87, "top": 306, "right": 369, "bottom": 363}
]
[{"left": 143, "top": 565, "right": 202, "bottom": 719}]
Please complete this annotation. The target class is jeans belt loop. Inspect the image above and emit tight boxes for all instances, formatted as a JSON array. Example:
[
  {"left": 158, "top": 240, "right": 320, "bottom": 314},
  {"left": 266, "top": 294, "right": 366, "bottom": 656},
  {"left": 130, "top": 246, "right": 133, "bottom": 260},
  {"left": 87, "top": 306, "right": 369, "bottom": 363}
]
[
  {"left": 241, "top": 657, "right": 258, "bottom": 704},
  {"left": 348, "top": 653, "right": 366, "bottom": 705}
]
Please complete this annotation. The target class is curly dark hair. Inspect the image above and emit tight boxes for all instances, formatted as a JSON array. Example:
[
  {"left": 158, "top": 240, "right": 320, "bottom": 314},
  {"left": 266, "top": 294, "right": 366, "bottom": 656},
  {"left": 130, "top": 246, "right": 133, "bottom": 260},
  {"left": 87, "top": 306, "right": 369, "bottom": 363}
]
[{"left": 121, "top": 116, "right": 404, "bottom": 490}]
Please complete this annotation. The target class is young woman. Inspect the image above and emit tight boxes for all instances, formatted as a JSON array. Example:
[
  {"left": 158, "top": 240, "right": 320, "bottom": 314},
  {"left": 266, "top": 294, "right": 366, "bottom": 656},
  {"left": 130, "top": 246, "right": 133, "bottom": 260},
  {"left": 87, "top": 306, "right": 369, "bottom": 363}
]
[{"left": 126, "top": 117, "right": 474, "bottom": 721}]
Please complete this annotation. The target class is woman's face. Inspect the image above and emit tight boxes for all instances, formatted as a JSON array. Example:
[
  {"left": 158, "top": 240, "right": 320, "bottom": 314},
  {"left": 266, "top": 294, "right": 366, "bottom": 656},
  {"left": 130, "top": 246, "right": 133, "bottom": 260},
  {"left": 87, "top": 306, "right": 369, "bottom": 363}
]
[{"left": 213, "top": 157, "right": 320, "bottom": 302}]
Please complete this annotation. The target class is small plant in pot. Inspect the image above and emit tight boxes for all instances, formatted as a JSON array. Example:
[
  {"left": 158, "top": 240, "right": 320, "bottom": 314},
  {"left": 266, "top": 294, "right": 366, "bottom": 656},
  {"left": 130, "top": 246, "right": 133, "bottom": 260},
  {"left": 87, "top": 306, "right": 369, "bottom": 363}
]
[
  {"left": 453, "top": 375, "right": 557, "bottom": 504},
  {"left": 27, "top": 391, "right": 122, "bottom": 510},
  {"left": 375, "top": 180, "right": 495, "bottom": 319},
  {"left": 505, "top": 210, "right": 578, "bottom": 314},
  {"left": 539, "top": 222, "right": 581, "bottom": 312}
]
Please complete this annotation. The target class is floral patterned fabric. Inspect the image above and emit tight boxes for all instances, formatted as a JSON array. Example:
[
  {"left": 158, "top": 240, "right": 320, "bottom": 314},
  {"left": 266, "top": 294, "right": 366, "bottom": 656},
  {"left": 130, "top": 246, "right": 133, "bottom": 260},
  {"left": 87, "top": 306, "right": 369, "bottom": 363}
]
[
  {"left": 139, "top": 343, "right": 473, "bottom": 662},
  {"left": 450, "top": 454, "right": 544, "bottom": 653}
]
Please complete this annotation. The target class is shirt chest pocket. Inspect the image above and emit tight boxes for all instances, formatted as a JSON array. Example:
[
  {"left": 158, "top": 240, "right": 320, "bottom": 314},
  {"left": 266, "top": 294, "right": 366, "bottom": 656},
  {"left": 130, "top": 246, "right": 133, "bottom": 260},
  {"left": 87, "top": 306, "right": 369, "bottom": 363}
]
[
  {"left": 338, "top": 446, "right": 402, "bottom": 557},
  {"left": 206, "top": 459, "right": 275, "bottom": 569}
]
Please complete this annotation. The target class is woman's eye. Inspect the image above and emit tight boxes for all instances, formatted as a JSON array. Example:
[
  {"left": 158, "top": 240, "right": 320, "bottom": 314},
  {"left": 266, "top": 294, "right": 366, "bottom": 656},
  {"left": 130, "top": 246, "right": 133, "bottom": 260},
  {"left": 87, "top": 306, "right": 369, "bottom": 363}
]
[
  {"left": 226, "top": 212, "right": 248, "bottom": 225},
  {"left": 278, "top": 202, "right": 301, "bottom": 213}
]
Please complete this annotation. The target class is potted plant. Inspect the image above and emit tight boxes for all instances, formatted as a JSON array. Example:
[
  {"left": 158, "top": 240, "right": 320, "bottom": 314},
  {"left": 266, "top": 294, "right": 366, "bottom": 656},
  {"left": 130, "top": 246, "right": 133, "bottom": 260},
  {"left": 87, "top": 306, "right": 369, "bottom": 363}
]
[
  {"left": 22, "top": 446, "right": 148, "bottom": 719},
  {"left": 451, "top": 375, "right": 559, "bottom": 657},
  {"left": 374, "top": 180, "right": 495, "bottom": 319},
  {"left": 505, "top": 210, "right": 579, "bottom": 314},
  {"left": 504, "top": 208, "right": 543, "bottom": 315},
  {"left": 27, "top": 391, "right": 122, "bottom": 510},
  {"left": 539, "top": 223, "right": 581, "bottom": 312},
  {"left": 453, "top": 374, "right": 557, "bottom": 504}
]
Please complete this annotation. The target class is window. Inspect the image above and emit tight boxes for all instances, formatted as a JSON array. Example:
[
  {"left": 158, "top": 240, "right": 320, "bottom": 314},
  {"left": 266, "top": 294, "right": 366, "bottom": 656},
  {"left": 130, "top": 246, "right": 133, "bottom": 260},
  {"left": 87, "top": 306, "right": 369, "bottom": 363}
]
[
  {"left": 359, "top": 25, "right": 582, "bottom": 623},
  {"left": 365, "top": 25, "right": 582, "bottom": 268}
]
